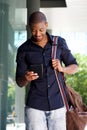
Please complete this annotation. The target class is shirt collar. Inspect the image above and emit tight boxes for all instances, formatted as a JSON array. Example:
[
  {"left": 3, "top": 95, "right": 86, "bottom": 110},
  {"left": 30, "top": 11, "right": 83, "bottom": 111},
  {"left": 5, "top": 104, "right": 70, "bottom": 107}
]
[{"left": 46, "top": 32, "right": 53, "bottom": 45}]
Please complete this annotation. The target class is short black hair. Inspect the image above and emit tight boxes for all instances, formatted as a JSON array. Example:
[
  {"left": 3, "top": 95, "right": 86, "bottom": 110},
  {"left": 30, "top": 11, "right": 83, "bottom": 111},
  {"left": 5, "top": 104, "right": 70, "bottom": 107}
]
[{"left": 29, "top": 11, "right": 47, "bottom": 25}]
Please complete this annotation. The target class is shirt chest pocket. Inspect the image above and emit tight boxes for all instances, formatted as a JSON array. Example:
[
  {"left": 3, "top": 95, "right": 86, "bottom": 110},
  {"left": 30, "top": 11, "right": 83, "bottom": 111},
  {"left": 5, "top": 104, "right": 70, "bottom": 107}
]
[{"left": 25, "top": 51, "right": 43, "bottom": 65}]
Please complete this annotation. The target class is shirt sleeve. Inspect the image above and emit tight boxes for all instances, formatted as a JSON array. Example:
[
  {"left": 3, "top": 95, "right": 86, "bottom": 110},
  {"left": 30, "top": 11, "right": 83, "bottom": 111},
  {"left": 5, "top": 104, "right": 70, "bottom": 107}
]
[
  {"left": 58, "top": 37, "right": 78, "bottom": 66},
  {"left": 16, "top": 47, "right": 28, "bottom": 78}
]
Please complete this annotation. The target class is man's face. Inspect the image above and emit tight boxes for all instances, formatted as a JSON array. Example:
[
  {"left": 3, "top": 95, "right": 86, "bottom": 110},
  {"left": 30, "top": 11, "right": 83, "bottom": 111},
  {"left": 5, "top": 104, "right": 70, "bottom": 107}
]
[{"left": 30, "top": 21, "right": 48, "bottom": 42}]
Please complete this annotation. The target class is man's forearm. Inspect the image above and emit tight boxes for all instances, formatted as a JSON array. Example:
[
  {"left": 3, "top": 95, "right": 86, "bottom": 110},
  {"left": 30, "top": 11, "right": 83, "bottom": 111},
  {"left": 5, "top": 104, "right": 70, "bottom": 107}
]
[{"left": 62, "top": 64, "right": 78, "bottom": 74}]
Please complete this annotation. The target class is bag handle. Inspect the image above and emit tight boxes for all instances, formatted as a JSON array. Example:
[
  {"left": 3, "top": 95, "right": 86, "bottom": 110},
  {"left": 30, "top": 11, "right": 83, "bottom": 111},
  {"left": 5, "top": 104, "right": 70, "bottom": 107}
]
[{"left": 52, "top": 36, "right": 69, "bottom": 110}]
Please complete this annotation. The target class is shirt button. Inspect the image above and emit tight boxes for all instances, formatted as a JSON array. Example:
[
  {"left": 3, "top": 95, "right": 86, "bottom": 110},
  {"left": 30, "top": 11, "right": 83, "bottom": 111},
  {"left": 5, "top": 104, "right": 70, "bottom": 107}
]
[
  {"left": 48, "top": 95, "right": 50, "bottom": 98},
  {"left": 48, "top": 85, "right": 50, "bottom": 87},
  {"left": 43, "top": 52, "right": 45, "bottom": 56},
  {"left": 47, "top": 73, "right": 49, "bottom": 76}
]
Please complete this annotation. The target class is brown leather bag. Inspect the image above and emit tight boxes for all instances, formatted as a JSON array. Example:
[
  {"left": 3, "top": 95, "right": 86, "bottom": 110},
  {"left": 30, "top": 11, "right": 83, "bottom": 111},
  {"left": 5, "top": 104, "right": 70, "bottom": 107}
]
[
  {"left": 66, "top": 109, "right": 87, "bottom": 130},
  {"left": 66, "top": 85, "right": 87, "bottom": 112},
  {"left": 66, "top": 85, "right": 87, "bottom": 130}
]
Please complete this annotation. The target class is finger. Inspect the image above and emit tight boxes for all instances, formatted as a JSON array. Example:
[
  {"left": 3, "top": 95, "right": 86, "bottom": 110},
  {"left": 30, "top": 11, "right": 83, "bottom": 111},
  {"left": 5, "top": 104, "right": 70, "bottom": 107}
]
[
  {"left": 31, "top": 75, "right": 39, "bottom": 80},
  {"left": 26, "top": 71, "right": 34, "bottom": 75},
  {"left": 54, "top": 65, "right": 59, "bottom": 70},
  {"left": 25, "top": 72, "right": 39, "bottom": 81}
]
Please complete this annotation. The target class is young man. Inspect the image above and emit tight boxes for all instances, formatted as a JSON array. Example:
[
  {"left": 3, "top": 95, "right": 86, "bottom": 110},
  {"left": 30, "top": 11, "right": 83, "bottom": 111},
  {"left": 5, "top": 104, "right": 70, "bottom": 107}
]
[{"left": 16, "top": 11, "right": 78, "bottom": 130}]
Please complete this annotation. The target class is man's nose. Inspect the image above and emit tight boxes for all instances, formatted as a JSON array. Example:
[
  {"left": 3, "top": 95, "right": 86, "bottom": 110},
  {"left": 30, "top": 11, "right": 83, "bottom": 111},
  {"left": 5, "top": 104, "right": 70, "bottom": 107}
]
[{"left": 36, "top": 31, "right": 40, "bottom": 36}]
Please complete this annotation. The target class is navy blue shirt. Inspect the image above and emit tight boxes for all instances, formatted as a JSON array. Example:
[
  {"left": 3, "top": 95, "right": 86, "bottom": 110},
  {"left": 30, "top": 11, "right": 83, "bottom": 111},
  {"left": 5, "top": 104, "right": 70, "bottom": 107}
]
[{"left": 16, "top": 33, "right": 78, "bottom": 111}]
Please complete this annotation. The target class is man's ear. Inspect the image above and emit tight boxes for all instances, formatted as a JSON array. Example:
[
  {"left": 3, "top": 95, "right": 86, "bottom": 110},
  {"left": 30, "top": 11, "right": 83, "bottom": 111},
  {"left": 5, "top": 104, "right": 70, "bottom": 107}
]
[{"left": 45, "top": 22, "right": 48, "bottom": 28}]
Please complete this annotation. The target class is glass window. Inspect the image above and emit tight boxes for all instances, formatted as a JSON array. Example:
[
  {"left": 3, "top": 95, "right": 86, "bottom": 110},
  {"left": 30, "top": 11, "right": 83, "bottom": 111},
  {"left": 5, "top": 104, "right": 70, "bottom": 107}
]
[{"left": 0, "top": 1, "right": 27, "bottom": 130}]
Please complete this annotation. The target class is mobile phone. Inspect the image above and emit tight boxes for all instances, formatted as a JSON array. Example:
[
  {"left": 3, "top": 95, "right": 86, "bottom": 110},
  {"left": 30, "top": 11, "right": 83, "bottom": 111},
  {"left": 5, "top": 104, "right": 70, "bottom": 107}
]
[{"left": 29, "top": 64, "right": 43, "bottom": 79}]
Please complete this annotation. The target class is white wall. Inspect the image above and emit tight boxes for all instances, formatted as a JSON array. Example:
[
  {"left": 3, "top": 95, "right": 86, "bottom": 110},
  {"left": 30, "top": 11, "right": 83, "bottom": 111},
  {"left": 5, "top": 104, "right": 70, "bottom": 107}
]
[{"left": 40, "top": 7, "right": 87, "bottom": 32}]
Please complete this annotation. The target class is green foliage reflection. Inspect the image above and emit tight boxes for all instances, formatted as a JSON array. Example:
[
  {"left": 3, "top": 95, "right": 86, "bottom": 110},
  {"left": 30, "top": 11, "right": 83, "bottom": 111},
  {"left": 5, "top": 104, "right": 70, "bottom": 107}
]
[{"left": 65, "top": 53, "right": 87, "bottom": 105}]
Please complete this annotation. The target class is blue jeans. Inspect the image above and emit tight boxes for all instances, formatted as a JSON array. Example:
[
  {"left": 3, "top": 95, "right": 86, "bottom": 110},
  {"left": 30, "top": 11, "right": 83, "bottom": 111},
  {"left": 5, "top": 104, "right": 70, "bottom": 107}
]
[{"left": 25, "top": 107, "right": 66, "bottom": 130}]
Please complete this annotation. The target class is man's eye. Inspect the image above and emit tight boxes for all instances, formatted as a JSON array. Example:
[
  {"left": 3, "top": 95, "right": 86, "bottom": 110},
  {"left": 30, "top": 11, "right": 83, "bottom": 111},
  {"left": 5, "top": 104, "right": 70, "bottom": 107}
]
[{"left": 40, "top": 29, "right": 44, "bottom": 32}]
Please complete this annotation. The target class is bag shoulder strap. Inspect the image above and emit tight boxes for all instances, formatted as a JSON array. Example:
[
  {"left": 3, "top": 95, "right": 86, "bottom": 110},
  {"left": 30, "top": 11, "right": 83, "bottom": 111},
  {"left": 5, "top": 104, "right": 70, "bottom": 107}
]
[
  {"left": 52, "top": 36, "right": 59, "bottom": 59},
  {"left": 52, "top": 36, "right": 69, "bottom": 110}
]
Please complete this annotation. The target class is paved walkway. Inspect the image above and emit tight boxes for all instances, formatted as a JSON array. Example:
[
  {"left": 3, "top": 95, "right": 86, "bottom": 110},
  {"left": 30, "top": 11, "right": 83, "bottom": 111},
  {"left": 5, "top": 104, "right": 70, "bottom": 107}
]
[
  {"left": 7, "top": 123, "right": 87, "bottom": 130},
  {"left": 6, "top": 123, "right": 25, "bottom": 130}
]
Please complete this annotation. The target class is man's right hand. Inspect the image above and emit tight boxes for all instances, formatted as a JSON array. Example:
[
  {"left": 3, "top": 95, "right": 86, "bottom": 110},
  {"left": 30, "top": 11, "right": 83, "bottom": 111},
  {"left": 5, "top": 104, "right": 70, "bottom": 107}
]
[{"left": 25, "top": 71, "right": 39, "bottom": 82}]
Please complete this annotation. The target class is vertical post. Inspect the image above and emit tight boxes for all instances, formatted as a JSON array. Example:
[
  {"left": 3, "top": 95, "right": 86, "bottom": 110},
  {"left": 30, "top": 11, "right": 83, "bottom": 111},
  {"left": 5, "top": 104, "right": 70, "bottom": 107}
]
[
  {"left": 0, "top": 3, "right": 9, "bottom": 130},
  {"left": 26, "top": 0, "right": 40, "bottom": 38}
]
